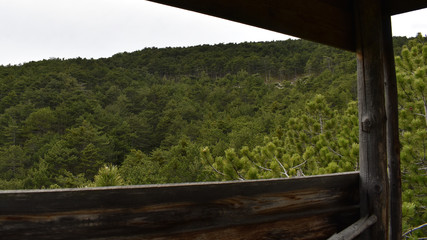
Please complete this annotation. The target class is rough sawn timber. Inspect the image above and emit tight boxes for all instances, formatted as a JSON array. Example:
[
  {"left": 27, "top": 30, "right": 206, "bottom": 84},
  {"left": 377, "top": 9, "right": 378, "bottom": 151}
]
[
  {"left": 382, "top": 2, "right": 403, "bottom": 239},
  {"left": 0, "top": 172, "right": 359, "bottom": 240},
  {"left": 354, "top": 0, "right": 391, "bottom": 239}
]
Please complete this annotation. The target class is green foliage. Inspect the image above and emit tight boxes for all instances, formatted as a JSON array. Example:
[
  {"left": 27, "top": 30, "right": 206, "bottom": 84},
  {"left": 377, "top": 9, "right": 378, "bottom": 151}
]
[
  {"left": 24, "top": 160, "right": 53, "bottom": 189},
  {"left": 396, "top": 33, "right": 427, "bottom": 235},
  {"left": 0, "top": 145, "right": 28, "bottom": 181},
  {"left": 120, "top": 149, "right": 163, "bottom": 185},
  {"left": 201, "top": 95, "right": 359, "bottom": 180},
  {"left": 92, "top": 165, "right": 124, "bottom": 187},
  {"left": 41, "top": 120, "right": 110, "bottom": 181},
  {"left": 1, "top": 36, "right": 425, "bottom": 235},
  {"left": 23, "top": 107, "right": 56, "bottom": 135}
]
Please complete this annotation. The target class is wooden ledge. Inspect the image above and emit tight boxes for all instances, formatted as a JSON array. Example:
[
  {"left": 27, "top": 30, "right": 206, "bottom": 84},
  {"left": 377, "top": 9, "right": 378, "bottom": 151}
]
[{"left": 0, "top": 172, "right": 360, "bottom": 240}]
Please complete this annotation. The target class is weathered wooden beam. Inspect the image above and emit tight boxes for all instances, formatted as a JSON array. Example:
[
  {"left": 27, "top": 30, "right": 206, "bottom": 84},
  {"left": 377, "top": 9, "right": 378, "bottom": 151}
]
[
  {"left": 327, "top": 214, "right": 378, "bottom": 240},
  {"left": 0, "top": 172, "right": 359, "bottom": 240},
  {"left": 146, "top": 0, "right": 357, "bottom": 52},
  {"left": 382, "top": 4, "right": 403, "bottom": 239},
  {"left": 354, "top": 0, "right": 390, "bottom": 239},
  {"left": 389, "top": 0, "right": 427, "bottom": 15},
  {"left": 145, "top": 0, "right": 427, "bottom": 53}
]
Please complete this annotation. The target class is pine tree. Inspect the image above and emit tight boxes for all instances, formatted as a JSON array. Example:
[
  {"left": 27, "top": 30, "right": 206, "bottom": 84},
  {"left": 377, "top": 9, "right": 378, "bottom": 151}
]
[
  {"left": 119, "top": 149, "right": 163, "bottom": 185},
  {"left": 0, "top": 145, "right": 27, "bottom": 181},
  {"left": 93, "top": 165, "right": 124, "bottom": 187},
  {"left": 201, "top": 95, "right": 359, "bottom": 181},
  {"left": 395, "top": 33, "right": 427, "bottom": 236}
]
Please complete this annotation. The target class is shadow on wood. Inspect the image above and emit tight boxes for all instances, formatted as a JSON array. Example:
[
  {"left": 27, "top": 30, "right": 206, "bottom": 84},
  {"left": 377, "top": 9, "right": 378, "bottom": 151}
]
[{"left": 0, "top": 172, "right": 359, "bottom": 240}]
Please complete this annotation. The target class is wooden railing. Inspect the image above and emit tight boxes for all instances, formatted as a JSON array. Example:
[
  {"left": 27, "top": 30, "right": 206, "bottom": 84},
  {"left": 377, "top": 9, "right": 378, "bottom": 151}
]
[{"left": 0, "top": 172, "right": 359, "bottom": 240}]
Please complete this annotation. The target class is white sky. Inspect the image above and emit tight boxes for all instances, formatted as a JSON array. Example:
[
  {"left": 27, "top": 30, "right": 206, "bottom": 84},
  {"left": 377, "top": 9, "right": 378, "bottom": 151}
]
[{"left": 0, "top": 0, "right": 426, "bottom": 66}]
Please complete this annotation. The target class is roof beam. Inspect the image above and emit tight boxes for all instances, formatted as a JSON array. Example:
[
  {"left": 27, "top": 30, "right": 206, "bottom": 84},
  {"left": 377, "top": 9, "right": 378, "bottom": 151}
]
[
  {"left": 146, "top": 0, "right": 427, "bottom": 52},
  {"left": 147, "top": 0, "right": 356, "bottom": 51},
  {"left": 390, "top": 0, "right": 427, "bottom": 15}
]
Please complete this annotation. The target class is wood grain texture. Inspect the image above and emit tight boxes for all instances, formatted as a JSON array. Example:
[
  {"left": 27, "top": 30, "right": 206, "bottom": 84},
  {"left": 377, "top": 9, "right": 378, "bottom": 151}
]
[
  {"left": 354, "top": 0, "right": 390, "bottom": 239},
  {"left": 0, "top": 172, "right": 359, "bottom": 240},
  {"left": 382, "top": 4, "right": 403, "bottom": 239}
]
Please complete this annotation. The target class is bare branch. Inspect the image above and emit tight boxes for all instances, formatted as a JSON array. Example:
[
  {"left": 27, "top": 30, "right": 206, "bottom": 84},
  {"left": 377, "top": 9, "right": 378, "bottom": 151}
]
[
  {"left": 203, "top": 152, "right": 225, "bottom": 176},
  {"left": 211, "top": 165, "right": 226, "bottom": 176},
  {"left": 232, "top": 166, "right": 245, "bottom": 181},
  {"left": 291, "top": 160, "right": 307, "bottom": 169},
  {"left": 328, "top": 146, "right": 344, "bottom": 158},
  {"left": 247, "top": 157, "right": 273, "bottom": 172},
  {"left": 402, "top": 223, "right": 427, "bottom": 238},
  {"left": 274, "top": 156, "right": 289, "bottom": 178},
  {"left": 413, "top": 112, "right": 426, "bottom": 117}
]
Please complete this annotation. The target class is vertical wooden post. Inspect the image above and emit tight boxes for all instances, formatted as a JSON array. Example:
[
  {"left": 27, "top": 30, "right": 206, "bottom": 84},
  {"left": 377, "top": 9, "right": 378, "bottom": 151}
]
[
  {"left": 354, "top": 0, "right": 389, "bottom": 239},
  {"left": 382, "top": 8, "right": 402, "bottom": 240}
]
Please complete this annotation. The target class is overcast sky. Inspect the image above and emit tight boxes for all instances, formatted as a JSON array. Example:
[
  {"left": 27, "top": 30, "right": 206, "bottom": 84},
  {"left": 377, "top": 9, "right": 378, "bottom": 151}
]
[{"left": 0, "top": 0, "right": 426, "bottom": 66}]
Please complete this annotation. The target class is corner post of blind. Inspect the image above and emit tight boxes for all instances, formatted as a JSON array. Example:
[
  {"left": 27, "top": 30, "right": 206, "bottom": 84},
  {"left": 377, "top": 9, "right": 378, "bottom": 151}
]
[{"left": 354, "top": 0, "right": 392, "bottom": 239}]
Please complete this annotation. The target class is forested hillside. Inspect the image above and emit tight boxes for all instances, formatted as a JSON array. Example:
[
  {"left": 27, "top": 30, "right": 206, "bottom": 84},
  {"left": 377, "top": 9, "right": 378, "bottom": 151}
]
[
  {"left": 0, "top": 38, "right": 360, "bottom": 188},
  {"left": 0, "top": 35, "right": 425, "bottom": 236}
]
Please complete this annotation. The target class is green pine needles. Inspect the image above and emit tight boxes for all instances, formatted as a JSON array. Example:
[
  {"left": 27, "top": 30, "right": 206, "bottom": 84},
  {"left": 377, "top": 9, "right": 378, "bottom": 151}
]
[
  {"left": 396, "top": 33, "right": 427, "bottom": 238},
  {"left": 201, "top": 95, "right": 360, "bottom": 181}
]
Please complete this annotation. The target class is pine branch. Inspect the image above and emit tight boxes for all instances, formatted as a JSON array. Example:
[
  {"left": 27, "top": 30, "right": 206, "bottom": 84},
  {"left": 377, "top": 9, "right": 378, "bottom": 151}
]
[
  {"left": 402, "top": 223, "right": 427, "bottom": 238},
  {"left": 232, "top": 166, "right": 245, "bottom": 180},
  {"left": 328, "top": 146, "right": 344, "bottom": 158},
  {"left": 319, "top": 114, "right": 324, "bottom": 134},
  {"left": 400, "top": 81, "right": 419, "bottom": 103},
  {"left": 204, "top": 153, "right": 225, "bottom": 176},
  {"left": 291, "top": 160, "right": 307, "bottom": 169},
  {"left": 248, "top": 158, "right": 273, "bottom": 172},
  {"left": 211, "top": 165, "right": 226, "bottom": 176},
  {"left": 408, "top": 82, "right": 422, "bottom": 101},
  {"left": 274, "top": 156, "right": 289, "bottom": 178},
  {"left": 412, "top": 112, "right": 426, "bottom": 117}
]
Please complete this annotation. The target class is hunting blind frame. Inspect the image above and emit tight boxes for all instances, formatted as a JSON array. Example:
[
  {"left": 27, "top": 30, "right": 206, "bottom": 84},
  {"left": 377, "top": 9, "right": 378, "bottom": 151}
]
[{"left": 1, "top": 0, "right": 427, "bottom": 239}]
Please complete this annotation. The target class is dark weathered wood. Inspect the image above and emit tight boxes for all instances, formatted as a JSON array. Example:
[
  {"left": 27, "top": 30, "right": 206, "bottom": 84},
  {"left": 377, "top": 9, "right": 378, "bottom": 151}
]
[
  {"left": 389, "top": 0, "right": 427, "bottom": 15},
  {"left": 382, "top": 4, "right": 403, "bottom": 239},
  {"left": 146, "top": 0, "right": 427, "bottom": 52},
  {"left": 328, "top": 215, "right": 377, "bottom": 240},
  {"left": 147, "top": 0, "right": 357, "bottom": 51},
  {"left": 354, "top": 0, "right": 390, "bottom": 239},
  {"left": 0, "top": 172, "right": 359, "bottom": 240}
]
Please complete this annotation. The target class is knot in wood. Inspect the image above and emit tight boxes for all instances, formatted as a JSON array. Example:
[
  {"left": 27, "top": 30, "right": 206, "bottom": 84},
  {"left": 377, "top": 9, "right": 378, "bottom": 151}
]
[
  {"left": 362, "top": 118, "right": 372, "bottom": 133},
  {"left": 374, "top": 184, "right": 382, "bottom": 194}
]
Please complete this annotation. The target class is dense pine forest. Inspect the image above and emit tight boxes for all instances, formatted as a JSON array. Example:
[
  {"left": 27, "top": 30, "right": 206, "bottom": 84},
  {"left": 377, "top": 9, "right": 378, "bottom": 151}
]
[{"left": 0, "top": 35, "right": 425, "bottom": 237}]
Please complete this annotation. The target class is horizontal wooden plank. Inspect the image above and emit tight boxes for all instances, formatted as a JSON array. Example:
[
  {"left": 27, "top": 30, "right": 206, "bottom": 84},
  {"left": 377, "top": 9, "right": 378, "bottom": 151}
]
[{"left": 0, "top": 172, "right": 359, "bottom": 240}]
